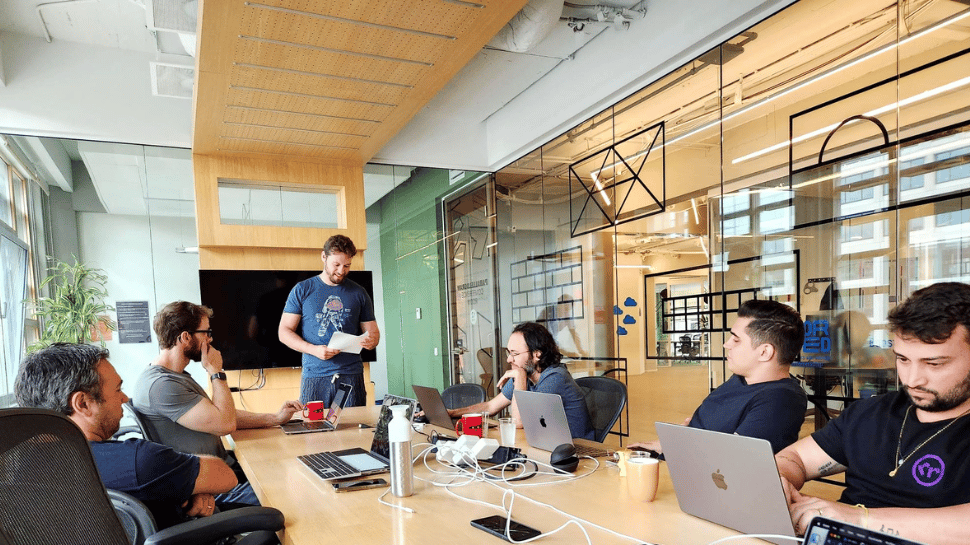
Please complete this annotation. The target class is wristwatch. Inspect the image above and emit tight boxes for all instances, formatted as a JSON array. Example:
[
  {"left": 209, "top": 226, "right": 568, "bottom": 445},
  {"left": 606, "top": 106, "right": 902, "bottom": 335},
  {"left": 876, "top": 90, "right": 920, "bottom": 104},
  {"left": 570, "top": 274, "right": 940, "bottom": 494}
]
[{"left": 210, "top": 372, "right": 227, "bottom": 382}]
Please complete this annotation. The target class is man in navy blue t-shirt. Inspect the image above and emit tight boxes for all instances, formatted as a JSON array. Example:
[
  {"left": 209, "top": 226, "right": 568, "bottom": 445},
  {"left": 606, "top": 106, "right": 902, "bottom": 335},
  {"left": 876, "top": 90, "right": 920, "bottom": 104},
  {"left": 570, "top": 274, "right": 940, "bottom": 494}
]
[
  {"left": 448, "top": 322, "right": 594, "bottom": 440},
  {"left": 15, "top": 343, "right": 238, "bottom": 529},
  {"left": 279, "top": 235, "right": 380, "bottom": 406},
  {"left": 776, "top": 283, "right": 970, "bottom": 544},
  {"left": 631, "top": 299, "right": 807, "bottom": 455}
]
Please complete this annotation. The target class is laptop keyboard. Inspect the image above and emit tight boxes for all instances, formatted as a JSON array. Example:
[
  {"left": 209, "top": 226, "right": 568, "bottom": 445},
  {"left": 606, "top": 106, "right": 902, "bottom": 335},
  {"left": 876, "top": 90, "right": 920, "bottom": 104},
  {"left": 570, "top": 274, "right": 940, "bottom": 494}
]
[
  {"left": 303, "top": 421, "right": 334, "bottom": 431},
  {"left": 298, "top": 451, "right": 358, "bottom": 480},
  {"left": 573, "top": 443, "right": 610, "bottom": 458}
]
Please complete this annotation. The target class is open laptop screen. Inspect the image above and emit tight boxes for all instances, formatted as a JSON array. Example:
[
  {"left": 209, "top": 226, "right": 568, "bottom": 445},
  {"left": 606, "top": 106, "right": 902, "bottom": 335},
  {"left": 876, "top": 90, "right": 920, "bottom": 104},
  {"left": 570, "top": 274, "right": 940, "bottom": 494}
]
[
  {"left": 371, "top": 395, "right": 417, "bottom": 460},
  {"left": 324, "top": 383, "right": 352, "bottom": 425}
]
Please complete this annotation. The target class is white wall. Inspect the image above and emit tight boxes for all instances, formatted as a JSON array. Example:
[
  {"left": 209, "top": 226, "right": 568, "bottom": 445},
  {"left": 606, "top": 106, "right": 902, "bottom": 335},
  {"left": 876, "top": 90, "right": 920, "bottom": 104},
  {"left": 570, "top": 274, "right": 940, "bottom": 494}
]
[
  {"left": 77, "top": 212, "right": 204, "bottom": 391},
  {"left": 0, "top": 32, "right": 192, "bottom": 147}
]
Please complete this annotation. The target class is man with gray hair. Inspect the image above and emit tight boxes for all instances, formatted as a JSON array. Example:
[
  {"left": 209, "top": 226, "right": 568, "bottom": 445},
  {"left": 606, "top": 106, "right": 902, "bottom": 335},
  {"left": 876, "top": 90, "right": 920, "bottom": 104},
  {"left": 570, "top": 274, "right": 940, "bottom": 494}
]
[{"left": 15, "top": 343, "right": 238, "bottom": 529}]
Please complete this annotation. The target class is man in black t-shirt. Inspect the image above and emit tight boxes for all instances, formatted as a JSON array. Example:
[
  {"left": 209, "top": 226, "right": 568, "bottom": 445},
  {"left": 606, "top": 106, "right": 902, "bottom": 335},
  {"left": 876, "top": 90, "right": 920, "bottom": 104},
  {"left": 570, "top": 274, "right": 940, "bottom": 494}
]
[
  {"left": 776, "top": 282, "right": 970, "bottom": 544},
  {"left": 14, "top": 343, "right": 238, "bottom": 528},
  {"left": 631, "top": 299, "right": 807, "bottom": 454}
]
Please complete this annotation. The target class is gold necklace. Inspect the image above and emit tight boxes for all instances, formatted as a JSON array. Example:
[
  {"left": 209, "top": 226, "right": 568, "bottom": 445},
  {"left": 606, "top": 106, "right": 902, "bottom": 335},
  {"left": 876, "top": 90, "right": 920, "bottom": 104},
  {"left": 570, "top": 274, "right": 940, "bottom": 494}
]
[{"left": 889, "top": 404, "right": 970, "bottom": 477}]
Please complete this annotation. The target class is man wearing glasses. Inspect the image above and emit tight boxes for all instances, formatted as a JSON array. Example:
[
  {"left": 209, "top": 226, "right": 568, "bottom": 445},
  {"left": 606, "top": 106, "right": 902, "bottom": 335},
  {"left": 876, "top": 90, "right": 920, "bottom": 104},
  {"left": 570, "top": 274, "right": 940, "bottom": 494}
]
[
  {"left": 447, "top": 321, "right": 594, "bottom": 440},
  {"left": 133, "top": 300, "right": 303, "bottom": 507}
]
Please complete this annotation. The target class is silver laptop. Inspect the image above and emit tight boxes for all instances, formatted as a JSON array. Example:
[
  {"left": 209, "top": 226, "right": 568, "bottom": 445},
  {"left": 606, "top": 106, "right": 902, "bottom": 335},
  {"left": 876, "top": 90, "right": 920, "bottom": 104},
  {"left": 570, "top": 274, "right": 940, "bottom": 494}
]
[
  {"left": 655, "top": 422, "right": 796, "bottom": 545},
  {"left": 804, "top": 516, "right": 925, "bottom": 545},
  {"left": 513, "top": 390, "right": 610, "bottom": 458},
  {"left": 280, "top": 383, "right": 352, "bottom": 435},
  {"left": 297, "top": 394, "right": 417, "bottom": 481},
  {"left": 412, "top": 384, "right": 457, "bottom": 430}
]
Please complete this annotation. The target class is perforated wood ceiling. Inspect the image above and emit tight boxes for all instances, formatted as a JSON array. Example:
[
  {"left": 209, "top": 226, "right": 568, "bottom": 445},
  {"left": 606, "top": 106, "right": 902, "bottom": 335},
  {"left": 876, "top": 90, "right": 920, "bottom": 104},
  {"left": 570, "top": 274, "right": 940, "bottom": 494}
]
[{"left": 193, "top": 0, "right": 527, "bottom": 163}]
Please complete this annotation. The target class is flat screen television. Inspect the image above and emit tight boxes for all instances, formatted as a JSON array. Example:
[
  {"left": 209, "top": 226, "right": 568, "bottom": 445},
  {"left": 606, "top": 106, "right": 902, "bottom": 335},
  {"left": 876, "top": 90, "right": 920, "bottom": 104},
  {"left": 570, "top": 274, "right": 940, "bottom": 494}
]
[{"left": 198, "top": 269, "right": 377, "bottom": 370}]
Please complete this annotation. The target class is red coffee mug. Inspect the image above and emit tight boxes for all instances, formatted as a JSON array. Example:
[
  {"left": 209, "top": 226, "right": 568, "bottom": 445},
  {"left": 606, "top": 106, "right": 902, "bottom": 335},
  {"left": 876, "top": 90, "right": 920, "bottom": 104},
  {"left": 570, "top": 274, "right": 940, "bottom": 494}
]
[
  {"left": 303, "top": 400, "right": 325, "bottom": 421},
  {"left": 455, "top": 413, "right": 484, "bottom": 438}
]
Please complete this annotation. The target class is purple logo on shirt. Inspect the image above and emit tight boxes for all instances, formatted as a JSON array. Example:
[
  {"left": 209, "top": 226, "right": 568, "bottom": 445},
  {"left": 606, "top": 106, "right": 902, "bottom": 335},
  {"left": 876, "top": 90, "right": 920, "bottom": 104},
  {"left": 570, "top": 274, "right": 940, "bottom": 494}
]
[{"left": 912, "top": 454, "right": 945, "bottom": 487}]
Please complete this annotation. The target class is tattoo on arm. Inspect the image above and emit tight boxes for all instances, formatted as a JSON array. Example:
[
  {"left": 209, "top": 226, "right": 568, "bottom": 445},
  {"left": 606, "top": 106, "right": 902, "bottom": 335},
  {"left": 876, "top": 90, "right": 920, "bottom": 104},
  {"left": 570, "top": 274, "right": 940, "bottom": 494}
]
[
  {"left": 818, "top": 461, "right": 836, "bottom": 474},
  {"left": 879, "top": 525, "right": 899, "bottom": 535}
]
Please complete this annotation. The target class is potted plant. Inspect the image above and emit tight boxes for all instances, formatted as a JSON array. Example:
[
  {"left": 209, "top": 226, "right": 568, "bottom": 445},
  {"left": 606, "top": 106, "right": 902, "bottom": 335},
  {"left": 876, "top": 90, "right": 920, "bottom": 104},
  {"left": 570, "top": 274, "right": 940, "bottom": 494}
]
[{"left": 25, "top": 257, "right": 115, "bottom": 353}]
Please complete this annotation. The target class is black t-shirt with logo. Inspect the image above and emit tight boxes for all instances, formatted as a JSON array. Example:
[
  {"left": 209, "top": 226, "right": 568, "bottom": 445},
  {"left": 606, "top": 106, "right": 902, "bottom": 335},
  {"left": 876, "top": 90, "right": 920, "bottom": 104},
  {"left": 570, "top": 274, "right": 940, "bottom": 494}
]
[{"left": 813, "top": 391, "right": 970, "bottom": 508}]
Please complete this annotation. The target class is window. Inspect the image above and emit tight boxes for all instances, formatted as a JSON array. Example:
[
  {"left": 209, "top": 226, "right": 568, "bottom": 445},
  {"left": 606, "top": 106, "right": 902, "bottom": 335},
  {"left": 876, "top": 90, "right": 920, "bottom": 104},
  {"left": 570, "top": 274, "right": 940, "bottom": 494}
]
[
  {"left": 722, "top": 216, "right": 750, "bottom": 237},
  {"left": 935, "top": 146, "right": 970, "bottom": 185},
  {"left": 899, "top": 157, "right": 925, "bottom": 191},
  {"left": 0, "top": 152, "right": 46, "bottom": 407},
  {"left": 218, "top": 179, "right": 343, "bottom": 228},
  {"left": 0, "top": 159, "right": 12, "bottom": 229}
]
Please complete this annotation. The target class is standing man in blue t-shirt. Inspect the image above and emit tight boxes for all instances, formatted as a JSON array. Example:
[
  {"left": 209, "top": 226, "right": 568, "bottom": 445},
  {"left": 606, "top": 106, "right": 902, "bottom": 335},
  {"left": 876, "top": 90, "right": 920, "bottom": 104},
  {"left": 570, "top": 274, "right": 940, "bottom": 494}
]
[{"left": 279, "top": 235, "right": 380, "bottom": 406}]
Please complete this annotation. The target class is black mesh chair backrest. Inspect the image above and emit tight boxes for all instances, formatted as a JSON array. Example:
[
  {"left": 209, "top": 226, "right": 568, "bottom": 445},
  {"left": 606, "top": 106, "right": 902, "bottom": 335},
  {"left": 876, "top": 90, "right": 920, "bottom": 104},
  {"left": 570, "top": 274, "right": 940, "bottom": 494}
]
[
  {"left": 124, "top": 401, "right": 165, "bottom": 444},
  {"left": 107, "top": 489, "right": 157, "bottom": 545},
  {"left": 0, "top": 408, "right": 131, "bottom": 545},
  {"left": 575, "top": 376, "right": 628, "bottom": 443},
  {"left": 441, "top": 383, "right": 487, "bottom": 410}
]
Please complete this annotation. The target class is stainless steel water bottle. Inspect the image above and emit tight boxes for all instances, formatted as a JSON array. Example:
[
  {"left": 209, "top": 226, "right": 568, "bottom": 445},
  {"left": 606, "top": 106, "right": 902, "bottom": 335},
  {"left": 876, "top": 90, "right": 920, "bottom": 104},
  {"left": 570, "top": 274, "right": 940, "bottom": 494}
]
[{"left": 388, "top": 404, "right": 413, "bottom": 497}]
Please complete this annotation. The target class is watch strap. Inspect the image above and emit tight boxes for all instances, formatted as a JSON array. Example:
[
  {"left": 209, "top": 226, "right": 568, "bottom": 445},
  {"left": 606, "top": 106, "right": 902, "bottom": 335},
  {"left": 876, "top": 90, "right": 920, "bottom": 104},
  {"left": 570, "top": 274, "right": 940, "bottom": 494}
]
[{"left": 210, "top": 372, "right": 227, "bottom": 381}]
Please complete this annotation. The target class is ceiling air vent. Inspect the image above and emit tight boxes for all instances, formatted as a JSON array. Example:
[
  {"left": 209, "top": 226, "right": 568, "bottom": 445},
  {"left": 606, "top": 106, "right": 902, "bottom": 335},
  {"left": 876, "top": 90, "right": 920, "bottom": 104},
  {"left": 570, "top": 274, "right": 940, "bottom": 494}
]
[
  {"left": 145, "top": 0, "right": 199, "bottom": 33},
  {"left": 150, "top": 62, "right": 195, "bottom": 99}
]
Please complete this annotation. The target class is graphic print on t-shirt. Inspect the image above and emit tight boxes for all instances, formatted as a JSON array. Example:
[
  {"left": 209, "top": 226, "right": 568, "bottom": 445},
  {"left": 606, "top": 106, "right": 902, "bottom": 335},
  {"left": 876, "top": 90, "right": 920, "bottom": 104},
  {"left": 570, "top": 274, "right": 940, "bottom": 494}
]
[
  {"left": 912, "top": 454, "right": 945, "bottom": 487},
  {"left": 316, "top": 295, "right": 350, "bottom": 340}
]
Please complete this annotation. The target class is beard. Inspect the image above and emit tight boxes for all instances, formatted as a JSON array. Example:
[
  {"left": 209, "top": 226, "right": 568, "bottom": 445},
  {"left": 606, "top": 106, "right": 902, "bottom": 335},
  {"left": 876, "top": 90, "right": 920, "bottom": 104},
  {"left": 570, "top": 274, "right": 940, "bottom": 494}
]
[
  {"left": 95, "top": 407, "right": 121, "bottom": 439},
  {"left": 185, "top": 337, "right": 203, "bottom": 362},
  {"left": 906, "top": 369, "right": 970, "bottom": 412}
]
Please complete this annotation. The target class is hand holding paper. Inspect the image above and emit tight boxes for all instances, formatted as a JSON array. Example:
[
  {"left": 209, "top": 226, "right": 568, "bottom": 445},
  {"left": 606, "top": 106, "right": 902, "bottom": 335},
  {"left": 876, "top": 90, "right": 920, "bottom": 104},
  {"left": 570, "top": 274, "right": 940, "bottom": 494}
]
[{"left": 327, "top": 331, "right": 364, "bottom": 354}]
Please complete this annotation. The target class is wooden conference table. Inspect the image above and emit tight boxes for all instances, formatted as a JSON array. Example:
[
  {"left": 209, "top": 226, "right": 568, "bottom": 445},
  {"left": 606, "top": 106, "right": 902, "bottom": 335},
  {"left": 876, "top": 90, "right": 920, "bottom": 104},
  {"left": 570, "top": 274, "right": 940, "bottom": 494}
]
[{"left": 230, "top": 406, "right": 760, "bottom": 545}]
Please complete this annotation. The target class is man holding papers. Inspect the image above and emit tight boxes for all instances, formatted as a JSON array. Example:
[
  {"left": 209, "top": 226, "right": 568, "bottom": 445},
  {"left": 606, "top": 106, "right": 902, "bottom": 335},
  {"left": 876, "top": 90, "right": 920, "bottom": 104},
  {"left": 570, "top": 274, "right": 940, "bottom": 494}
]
[{"left": 279, "top": 235, "right": 380, "bottom": 406}]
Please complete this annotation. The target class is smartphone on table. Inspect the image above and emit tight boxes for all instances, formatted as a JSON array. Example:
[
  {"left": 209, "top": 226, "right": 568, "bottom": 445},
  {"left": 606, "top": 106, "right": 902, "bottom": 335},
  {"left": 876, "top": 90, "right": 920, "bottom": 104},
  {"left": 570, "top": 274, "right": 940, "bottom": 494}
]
[{"left": 470, "top": 515, "right": 541, "bottom": 542}]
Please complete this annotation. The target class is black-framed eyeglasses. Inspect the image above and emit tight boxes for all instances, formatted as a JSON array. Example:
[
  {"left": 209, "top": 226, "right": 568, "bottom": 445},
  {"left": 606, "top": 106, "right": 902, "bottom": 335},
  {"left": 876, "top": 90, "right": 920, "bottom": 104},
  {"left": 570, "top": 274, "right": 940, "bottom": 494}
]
[
  {"left": 504, "top": 348, "right": 527, "bottom": 359},
  {"left": 190, "top": 329, "right": 213, "bottom": 337}
]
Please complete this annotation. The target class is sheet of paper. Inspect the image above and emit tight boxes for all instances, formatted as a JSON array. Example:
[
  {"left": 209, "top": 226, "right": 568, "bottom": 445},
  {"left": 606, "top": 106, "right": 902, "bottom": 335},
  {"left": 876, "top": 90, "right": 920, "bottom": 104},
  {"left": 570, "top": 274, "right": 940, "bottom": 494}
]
[{"left": 328, "top": 331, "right": 364, "bottom": 354}]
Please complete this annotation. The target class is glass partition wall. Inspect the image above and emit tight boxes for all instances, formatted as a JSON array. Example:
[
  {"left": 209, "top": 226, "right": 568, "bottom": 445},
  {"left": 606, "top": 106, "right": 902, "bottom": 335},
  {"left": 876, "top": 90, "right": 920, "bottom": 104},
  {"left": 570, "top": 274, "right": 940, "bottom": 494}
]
[{"left": 457, "top": 0, "right": 970, "bottom": 434}]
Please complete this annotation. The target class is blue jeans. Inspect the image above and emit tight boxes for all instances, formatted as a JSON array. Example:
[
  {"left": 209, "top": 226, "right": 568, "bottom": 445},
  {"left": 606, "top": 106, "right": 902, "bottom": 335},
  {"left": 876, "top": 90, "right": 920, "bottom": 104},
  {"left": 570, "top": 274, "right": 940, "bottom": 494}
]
[
  {"left": 301, "top": 372, "right": 367, "bottom": 407},
  {"left": 215, "top": 481, "right": 260, "bottom": 508}
]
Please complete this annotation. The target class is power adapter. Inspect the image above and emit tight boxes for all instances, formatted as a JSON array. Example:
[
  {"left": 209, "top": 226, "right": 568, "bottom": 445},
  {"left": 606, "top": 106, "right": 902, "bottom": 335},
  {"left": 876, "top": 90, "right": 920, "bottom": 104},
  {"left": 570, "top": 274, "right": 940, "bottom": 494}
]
[{"left": 483, "top": 446, "right": 523, "bottom": 465}]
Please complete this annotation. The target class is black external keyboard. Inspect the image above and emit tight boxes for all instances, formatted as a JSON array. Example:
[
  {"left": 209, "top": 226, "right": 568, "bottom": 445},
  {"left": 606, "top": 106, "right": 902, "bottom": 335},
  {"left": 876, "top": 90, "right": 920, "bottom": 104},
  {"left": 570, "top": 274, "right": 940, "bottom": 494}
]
[{"left": 298, "top": 451, "right": 358, "bottom": 479}]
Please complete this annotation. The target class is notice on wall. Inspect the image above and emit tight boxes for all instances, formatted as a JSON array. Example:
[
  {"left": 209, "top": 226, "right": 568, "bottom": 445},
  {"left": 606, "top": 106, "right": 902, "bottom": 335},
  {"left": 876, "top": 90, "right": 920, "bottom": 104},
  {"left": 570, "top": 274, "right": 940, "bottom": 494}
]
[{"left": 117, "top": 301, "right": 152, "bottom": 344}]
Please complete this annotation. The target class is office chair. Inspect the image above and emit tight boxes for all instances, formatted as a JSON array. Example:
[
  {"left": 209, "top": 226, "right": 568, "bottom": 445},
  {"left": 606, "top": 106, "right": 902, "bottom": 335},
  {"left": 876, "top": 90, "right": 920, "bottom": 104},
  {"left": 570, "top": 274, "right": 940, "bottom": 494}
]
[
  {"left": 0, "top": 408, "right": 284, "bottom": 545},
  {"left": 123, "top": 401, "right": 248, "bottom": 485},
  {"left": 476, "top": 348, "right": 494, "bottom": 392},
  {"left": 441, "top": 383, "right": 487, "bottom": 410},
  {"left": 574, "top": 376, "right": 627, "bottom": 443},
  {"left": 123, "top": 401, "right": 165, "bottom": 443},
  {"left": 677, "top": 335, "right": 698, "bottom": 360}
]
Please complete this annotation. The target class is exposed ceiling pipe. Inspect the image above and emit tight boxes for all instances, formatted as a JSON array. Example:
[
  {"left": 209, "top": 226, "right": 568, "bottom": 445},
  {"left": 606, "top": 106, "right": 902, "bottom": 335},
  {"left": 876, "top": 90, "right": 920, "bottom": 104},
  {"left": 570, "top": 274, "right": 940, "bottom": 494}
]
[
  {"left": 562, "top": 1, "right": 647, "bottom": 32},
  {"left": 487, "top": 0, "right": 565, "bottom": 53}
]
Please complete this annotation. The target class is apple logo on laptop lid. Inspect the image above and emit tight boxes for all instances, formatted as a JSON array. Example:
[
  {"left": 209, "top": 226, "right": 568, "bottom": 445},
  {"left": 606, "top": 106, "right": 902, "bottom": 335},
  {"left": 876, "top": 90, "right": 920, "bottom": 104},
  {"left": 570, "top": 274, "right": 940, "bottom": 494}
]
[{"left": 712, "top": 469, "right": 728, "bottom": 490}]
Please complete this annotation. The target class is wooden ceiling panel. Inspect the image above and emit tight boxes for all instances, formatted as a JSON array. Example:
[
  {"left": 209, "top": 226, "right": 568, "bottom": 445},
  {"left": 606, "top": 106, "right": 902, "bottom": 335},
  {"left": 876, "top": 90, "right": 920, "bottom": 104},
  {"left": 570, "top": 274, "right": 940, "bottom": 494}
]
[
  {"left": 221, "top": 124, "right": 367, "bottom": 147},
  {"left": 224, "top": 107, "right": 381, "bottom": 136},
  {"left": 216, "top": 136, "right": 360, "bottom": 160},
  {"left": 238, "top": 6, "right": 451, "bottom": 65},
  {"left": 229, "top": 64, "right": 409, "bottom": 106},
  {"left": 255, "top": 0, "right": 484, "bottom": 37},
  {"left": 226, "top": 88, "right": 395, "bottom": 121},
  {"left": 195, "top": 0, "right": 529, "bottom": 162},
  {"left": 232, "top": 40, "right": 429, "bottom": 87}
]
